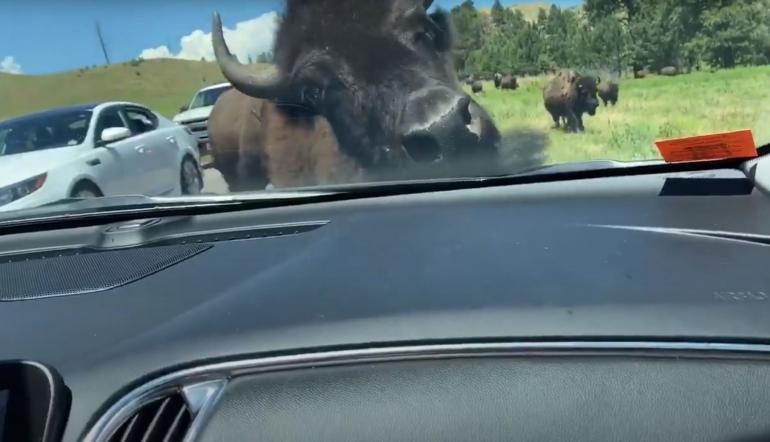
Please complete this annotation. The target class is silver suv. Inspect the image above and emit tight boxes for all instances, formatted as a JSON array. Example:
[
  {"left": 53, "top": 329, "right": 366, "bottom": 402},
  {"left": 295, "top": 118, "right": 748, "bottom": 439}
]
[{"left": 173, "top": 83, "right": 232, "bottom": 152}]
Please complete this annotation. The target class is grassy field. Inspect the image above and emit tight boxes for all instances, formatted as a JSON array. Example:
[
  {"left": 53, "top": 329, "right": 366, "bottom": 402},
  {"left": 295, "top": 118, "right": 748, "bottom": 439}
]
[
  {"left": 464, "top": 65, "right": 770, "bottom": 163},
  {"left": 1, "top": 60, "right": 769, "bottom": 165}
]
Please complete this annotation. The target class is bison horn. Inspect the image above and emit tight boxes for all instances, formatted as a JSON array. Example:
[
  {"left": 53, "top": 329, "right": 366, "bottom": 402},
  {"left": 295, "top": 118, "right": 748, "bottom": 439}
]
[{"left": 212, "top": 12, "right": 283, "bottom": 100}]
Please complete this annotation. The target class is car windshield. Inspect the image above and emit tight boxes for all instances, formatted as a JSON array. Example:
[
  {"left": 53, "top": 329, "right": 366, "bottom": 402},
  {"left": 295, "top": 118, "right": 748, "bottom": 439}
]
[
  {"left": 0, "top": 110, "right": 91, "bottom": 156},
  {"left": 0, "top": 0, "right": 768, "bottom": 217},
  {"left": 189, "top": 86, "right": 231, "bottom": 109}
]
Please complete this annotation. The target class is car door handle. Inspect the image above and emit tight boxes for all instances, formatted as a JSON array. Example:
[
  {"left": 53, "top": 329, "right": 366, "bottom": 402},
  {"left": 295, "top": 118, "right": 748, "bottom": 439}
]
[
  {"left": 135, "top": 145, "right": 146, "bottom": 153},
  {"left": 166, "top": 136, "right": 177, "bottom": 144},
  {"left": 86, "top": 158, "right": 101, "bottom": 166}
]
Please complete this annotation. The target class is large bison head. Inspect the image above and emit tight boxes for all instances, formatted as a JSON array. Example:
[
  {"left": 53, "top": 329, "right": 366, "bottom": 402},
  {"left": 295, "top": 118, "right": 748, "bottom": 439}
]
[
  {"left": 575, "top": 76, "right": 600, "bottom": 116},
  {"left": 212, "top": 0, "right": 500, "bottom": 177}
]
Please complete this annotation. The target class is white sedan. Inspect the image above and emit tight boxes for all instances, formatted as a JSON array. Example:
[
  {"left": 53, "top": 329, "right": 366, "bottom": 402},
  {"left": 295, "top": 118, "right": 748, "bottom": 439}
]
[{"left": 0, "top": 102, "right": 203, "bottom": 213}]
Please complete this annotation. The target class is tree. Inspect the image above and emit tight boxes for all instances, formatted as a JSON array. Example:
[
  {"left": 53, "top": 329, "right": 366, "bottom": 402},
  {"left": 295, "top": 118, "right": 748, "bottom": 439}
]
[
  {"left": 450, "top": 1, "right": 484, "bottom": 74},
  {"left": 696, "top": 0, "right": 770, "bottom": 68},
  {"left": 449, "top": 0, "right": 769, "bottom": 79},
  {"left": 490, "top": 0, "right": 506, "bottom": 26},
  {"left": 585, "top": 16, "right": 629, "bottom": 76}
]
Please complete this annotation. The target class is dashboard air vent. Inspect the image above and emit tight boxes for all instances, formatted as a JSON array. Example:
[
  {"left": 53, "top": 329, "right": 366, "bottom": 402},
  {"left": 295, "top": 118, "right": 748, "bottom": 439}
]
[{"left": 107, "top": 392, "right": 192, "bottom": 442}]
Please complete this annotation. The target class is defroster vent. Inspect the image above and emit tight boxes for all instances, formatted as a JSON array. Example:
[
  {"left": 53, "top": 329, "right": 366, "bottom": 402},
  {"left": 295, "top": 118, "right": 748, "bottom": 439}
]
[{"left": 107, "top": 392, "right": 192, "bottom": 442}]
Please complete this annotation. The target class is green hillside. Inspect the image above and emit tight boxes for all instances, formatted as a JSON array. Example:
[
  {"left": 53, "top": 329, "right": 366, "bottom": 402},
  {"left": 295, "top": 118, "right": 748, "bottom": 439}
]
[
  {"left": 0, "top": 59, "right": 276, "bottom": 120},
  {"left": 480, "top": 3, "right": 580, "bottom": 22}
]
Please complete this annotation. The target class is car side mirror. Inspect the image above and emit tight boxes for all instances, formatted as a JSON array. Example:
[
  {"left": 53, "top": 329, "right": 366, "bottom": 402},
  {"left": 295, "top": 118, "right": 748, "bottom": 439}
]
[
  {"left": 100, "top": 127, "right": 131, "bottom": 144},
  {"left": 179, "top": 104, "right": 189, "bottom": 112}
]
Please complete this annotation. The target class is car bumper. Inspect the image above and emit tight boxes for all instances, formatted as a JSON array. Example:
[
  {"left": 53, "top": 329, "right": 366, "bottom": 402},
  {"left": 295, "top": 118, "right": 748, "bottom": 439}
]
[{"left": 0, "top": 187, "right": 65, "bottom": 213}]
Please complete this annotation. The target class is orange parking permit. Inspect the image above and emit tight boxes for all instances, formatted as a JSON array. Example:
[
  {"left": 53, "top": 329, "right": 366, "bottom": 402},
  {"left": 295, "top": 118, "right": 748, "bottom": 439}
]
[{"left": 655, "top": 129, "right": 757, "bottom": 163}]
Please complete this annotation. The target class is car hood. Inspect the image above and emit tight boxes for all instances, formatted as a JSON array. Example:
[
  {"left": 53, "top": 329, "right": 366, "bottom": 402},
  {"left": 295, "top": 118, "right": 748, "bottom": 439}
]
[
  {"left": 0, "top": 148, "right": 78, "bottom": 186},
  {"left": 173, "top": 106, "right": 213, "bottom": 123}
]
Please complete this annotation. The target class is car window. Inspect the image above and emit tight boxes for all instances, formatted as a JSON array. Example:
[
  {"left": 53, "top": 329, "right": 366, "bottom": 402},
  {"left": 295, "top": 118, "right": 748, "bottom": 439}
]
[
  {"left": 124, "top": 108, "right": 159, "bottom": 135},
  {"left": 189, "top": 86, "right": 231, "bottom": 109},
  {"left": 94, "top": 108, "right": 127, "bottom": 142},
  {"left": 0, "top": 110, "right": 92, "bottom": 156}
]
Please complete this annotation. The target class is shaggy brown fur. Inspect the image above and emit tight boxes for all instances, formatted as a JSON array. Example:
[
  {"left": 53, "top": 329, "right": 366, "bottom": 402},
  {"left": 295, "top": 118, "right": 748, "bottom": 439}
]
[
  {"left": 597, "top": 81, "right": 619, "bottom": 106},
  {"left": 500, "top": 74, "right": 518, "bottom": 90},
  {"left": 543, "top": 69, "right": 600, "bottom": 133},
  {"left": 209, "top": 0, "right": 502, "bottom": 190}
]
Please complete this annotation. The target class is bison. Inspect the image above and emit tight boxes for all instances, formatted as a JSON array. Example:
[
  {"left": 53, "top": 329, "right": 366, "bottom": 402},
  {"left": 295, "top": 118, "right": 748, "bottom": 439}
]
[
  {"left": 597, "top": 80, "right": 619, "bottom": 106},
  {"left": 660, "top": 66, "right": 678, "bottom": 76},
  {"left": 493, "top": 73, "right": 502, "bottom": 89},
  {"left": 543, "top": 69, "right": 600, "bottom": 133},
  {"left": 471, "top": 81, "right": 483, "bottom": 94},
  {"left": 208, "top": 0, "right": 502, "bottom": 190},
  {"left": 500, "top": 74, "right": 518, "bottom": 90}
]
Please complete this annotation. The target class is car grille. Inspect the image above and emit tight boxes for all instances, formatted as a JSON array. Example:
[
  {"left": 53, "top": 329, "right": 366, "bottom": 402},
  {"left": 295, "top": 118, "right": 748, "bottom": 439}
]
[{"left": 181, "top": 118, "right": 209, "bottom": 142}]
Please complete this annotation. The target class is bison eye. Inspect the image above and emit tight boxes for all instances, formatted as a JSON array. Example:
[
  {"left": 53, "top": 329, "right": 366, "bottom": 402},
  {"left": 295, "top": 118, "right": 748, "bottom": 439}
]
[
  {"left": 300, "top": 85, "right": 324, "bottom": 109},
  {"left": 413, "top": 30, "right": 435, "bottom": 47}
]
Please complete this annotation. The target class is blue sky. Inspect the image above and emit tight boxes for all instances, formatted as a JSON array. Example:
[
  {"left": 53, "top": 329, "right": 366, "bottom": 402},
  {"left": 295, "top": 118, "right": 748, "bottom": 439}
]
[{"left": 0, "top": 0, "right": 581, "bottom": 75}]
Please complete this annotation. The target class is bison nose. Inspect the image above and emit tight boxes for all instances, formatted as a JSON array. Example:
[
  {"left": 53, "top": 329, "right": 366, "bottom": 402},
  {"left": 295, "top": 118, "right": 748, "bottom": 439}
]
[{"left": 401, "top": 89, "right": 475, "bottom": 163}]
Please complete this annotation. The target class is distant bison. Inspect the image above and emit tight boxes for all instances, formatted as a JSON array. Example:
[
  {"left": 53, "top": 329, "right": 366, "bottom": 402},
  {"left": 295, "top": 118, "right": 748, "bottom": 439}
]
[
  {"left": 500, "top": 74, "right": 518, "bottom": 90},
  {"left": 660, "top": 66, "right": 678, "bottom": 76},
  {"left": 494, "top": 73, "right": 503, "bottom": 89},
  {"left": 543, "top": 69, "right": 600, "bottom": 133},
  {"left": 465, "top": 74, "right": 477, "bottom": 86},
  {"left": 208, "top": 0, "right": 502, "bottom": 189},
  {"left": 597, "top": 81, "right": 619, "bottom": 106},
  {"left": 635, "top": 69, "right": 649, "bottom": 79},
  {"left": 471, "top": 81, "right": 483, "bottom": 94}
]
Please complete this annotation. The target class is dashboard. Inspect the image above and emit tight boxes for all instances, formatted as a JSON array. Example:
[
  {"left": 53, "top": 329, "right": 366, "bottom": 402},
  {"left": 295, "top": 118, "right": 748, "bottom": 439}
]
[{"left": 2, "top": 157, "right": 770, "bottom": 441}]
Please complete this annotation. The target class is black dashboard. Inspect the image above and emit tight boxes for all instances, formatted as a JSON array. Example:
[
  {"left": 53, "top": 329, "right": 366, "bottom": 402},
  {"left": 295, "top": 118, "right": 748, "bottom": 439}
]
[{"left": 3, "top": 158, "right": 770, "bottom": 441}]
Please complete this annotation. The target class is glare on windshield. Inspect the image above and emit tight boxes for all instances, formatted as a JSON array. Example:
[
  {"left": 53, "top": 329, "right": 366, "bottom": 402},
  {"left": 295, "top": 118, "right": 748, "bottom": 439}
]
[{"left": 0, "top": 0, "right": 768, "bottom": 214}]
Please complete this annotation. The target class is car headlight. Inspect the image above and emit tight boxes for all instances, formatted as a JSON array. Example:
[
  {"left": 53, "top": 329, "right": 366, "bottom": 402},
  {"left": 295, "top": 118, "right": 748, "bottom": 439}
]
[{"left": 0, "top": 173, "right": 47, "bottom": 207}]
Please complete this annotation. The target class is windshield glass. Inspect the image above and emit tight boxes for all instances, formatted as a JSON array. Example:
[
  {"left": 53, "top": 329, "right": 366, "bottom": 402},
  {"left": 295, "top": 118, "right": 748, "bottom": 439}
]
[
  {"left": 0, "top": 110, "right": 91, "bottom": 156},
  {"left": 189, "top": 86, "right": 231, "bottom": 109},
  {"left": 0, "top": 0, "right": 768, "bottom": 217}
]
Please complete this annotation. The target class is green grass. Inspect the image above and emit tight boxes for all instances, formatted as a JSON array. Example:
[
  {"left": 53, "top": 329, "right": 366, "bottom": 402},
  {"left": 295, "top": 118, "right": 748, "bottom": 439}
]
[
  {"left": 464, "top": 66, "right": 770, "bottom": 163},
  {"left": 1, "top": 60, "right": 769, "bottom": 165}
]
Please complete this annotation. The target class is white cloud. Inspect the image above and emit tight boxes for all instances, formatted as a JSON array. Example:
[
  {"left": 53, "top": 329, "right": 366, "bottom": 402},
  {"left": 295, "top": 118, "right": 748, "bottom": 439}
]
[
  {"left": 0, "top": 56, "right": 22, "bottom": 74},
  {"left": 140, "top": 12, "right": 278, "bottom": 63}
]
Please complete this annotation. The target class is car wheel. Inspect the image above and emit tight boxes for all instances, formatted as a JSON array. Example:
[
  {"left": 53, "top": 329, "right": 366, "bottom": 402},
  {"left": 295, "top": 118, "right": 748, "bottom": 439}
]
[
  {"left": 70, "top": 182, "right": 103, "bottom": 199},
  {"left": 181, "top": 157, "right": 203, "bottom": 195}
]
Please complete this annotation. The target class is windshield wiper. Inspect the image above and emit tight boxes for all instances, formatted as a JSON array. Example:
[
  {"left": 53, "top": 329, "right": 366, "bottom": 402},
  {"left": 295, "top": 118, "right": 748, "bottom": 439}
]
[{"left": 0, "top": 190, "right": 339, "bottom": 231}]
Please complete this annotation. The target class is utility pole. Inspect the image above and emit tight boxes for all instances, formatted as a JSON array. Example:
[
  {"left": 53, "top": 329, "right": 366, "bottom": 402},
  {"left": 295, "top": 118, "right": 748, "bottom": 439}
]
[{"left": 95, "top": 22, "right": 111, "bottom": 65}]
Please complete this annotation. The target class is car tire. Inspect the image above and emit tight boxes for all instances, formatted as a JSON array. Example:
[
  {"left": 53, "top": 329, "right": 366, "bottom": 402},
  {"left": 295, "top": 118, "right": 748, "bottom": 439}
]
[
  {"left": 181, "top": 156, "right": 203, "bottom": 195},
  {"left": 70, "top": 182, "right": 103, "bottom": 199}
]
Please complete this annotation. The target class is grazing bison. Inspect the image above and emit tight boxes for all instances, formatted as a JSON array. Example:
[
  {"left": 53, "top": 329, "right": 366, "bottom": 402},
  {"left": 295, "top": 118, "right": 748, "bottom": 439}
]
[
  {"left": 493, "top": 73, "right": 502, "bottom": 89},
  {"left": 543, "top": 69, "right": 599, "bottom": 133},
  {"left": 597, "top": 80, "right": 619, "bottom": 106},
  {"left": 500, "top": 74, "right": 518, "bottom": 90},
  {"left": 465, "top": 74, "right": 477, "bottom": 86},
  {"left": 471, "top": 81, "right": 483, "bottom": 94},
  {"left": 660, "top": 66, "right": 678, "bottom": 76},
  {"left": 209, "top": 0, "right": 502, "bottom": 190}
]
